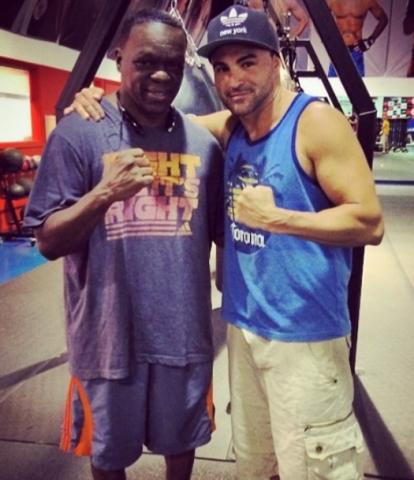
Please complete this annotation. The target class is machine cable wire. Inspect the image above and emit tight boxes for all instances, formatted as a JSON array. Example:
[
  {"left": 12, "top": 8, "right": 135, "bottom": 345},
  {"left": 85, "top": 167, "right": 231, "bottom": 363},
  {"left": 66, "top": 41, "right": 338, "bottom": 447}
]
[{"left": 168, "top": 0, "right": 203, "bottom": 67}]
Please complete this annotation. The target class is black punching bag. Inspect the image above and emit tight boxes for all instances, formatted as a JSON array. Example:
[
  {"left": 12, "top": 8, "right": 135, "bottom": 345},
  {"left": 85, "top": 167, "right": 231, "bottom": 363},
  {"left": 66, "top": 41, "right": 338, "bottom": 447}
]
[{"left": 173, "top": 63, "right": 223, "bottom": 115}]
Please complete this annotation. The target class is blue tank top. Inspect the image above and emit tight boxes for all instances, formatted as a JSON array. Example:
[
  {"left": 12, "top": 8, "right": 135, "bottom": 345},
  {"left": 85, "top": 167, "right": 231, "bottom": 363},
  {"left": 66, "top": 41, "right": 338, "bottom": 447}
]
[{"left": 222, "top": 93, "right": 352, "bottom": 341}]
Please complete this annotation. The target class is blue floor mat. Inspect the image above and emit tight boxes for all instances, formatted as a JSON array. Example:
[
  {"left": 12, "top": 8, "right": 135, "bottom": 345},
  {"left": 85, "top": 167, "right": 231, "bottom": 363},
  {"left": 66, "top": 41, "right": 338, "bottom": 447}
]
[{"left": 0, "top": 240, "right": 48, "bottom": 285}]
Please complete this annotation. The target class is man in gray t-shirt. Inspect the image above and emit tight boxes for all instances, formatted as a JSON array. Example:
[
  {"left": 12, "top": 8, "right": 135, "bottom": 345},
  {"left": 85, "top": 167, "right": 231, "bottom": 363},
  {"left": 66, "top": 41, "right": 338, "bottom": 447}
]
[{"left": 24, "top": 9, "right": 223, "bottom": 480}]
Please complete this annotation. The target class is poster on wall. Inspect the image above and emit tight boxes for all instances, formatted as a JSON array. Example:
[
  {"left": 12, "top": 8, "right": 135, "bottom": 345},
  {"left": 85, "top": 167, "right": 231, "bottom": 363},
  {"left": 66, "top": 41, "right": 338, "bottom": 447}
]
[
  {"left": 305, "top": 0, "right": 414, "bottom": 77},
  {"left": 0, "top": 0, "right": 413, "bottom": 77},
  {"left": 222, "top": 0, "right": 414, "bottom": 79},
  {"left": 0, "top": 0, "right": 212, "bottom": 53}
]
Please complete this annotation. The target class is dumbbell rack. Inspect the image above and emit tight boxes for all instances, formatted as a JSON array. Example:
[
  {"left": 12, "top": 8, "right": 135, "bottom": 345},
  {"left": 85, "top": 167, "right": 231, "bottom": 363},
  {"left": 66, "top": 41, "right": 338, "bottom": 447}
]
[{"left": 0, "top": 170, "right": 36, "bottom": 245}]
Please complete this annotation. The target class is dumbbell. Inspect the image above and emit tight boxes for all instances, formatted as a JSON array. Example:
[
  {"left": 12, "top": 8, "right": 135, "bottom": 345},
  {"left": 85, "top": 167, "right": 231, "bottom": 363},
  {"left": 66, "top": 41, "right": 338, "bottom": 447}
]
[
  {"left": 16, "top": 177, "right": 34, "bottom": 195},
  {"left": 21, "top": 156, "right": 39, "bottom": 171},
  {"left": 30, "top": 158, "right": 38, "bottom": 170},
  {"left": 7, "top": 182, "right": 27, "bottom": 199},
  {"left": 21, "top": 158, "right": 32, "bottom": 171},
  {"left": 32, "top": 155, "right": 41, "bottom": 168},
  {"left": 0, "top": 148, "right": 24, "bottom": 173}
]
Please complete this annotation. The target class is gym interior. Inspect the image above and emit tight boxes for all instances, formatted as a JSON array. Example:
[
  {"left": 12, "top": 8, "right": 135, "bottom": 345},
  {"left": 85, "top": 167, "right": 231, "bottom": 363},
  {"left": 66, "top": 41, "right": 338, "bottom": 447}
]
[{"left": 1, "top": 1, "right": 413, "bottom": 479}]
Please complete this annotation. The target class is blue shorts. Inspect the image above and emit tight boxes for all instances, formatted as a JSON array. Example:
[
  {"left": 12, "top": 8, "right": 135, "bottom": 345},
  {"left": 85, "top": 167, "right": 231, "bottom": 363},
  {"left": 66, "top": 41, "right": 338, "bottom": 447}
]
[
  {"left": 328, "top": 49, "right": 365, "bottom": 77},
  {"left": 60, "top": 362, "right": 214, "bottom": 470}
]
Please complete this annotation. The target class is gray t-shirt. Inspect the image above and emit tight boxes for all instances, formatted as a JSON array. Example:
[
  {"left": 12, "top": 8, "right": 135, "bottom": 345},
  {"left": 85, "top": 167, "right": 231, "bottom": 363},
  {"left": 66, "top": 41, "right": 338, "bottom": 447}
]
[{"left": 25, "top": 100, "right": 224, "bottom": 379}]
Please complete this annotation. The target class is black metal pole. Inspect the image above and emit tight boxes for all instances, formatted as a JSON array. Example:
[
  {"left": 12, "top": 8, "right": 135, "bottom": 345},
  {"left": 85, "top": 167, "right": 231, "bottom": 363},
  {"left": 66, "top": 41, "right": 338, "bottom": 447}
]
[
  {"left": 55, "top": 0, "right": 130, "bottom": 120},
  {"left": 292, "top": 39, "right": 343, "bottom": 112},
  {"left": 301, "top": 0, "right": 377, "bottom": 372}
]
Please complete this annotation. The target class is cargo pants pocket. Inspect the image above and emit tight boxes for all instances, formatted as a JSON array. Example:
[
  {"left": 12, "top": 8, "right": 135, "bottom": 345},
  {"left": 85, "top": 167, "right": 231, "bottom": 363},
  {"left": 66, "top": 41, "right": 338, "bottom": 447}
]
[{"left": 304, "top": 413, "right": 364, "bottom": 479}]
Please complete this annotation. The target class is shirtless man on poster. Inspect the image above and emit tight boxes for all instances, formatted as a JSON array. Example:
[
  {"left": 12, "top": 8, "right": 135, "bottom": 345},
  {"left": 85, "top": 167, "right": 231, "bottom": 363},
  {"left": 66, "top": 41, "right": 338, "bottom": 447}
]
[
  {"left": 326, "top": 0, "right": 388, "bottom": 76},
  {"left": 237, "top": 0, "right": 309, "bottom": 38}
]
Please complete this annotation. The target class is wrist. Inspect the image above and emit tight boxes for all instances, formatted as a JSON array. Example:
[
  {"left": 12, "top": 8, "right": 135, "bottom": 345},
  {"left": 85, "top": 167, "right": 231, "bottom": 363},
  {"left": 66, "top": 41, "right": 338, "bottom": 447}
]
[
  {"left": 266, "top": 207, "right": 291, "bottom": 234},
  {"left": 89, "top": 183, "right": 114, "bottom": 211}
]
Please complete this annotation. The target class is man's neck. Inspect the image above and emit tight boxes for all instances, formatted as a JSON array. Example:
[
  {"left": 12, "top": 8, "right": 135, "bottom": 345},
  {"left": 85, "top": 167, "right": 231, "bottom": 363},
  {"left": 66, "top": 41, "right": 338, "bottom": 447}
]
[
  {"left": 116, "top": 91, "right": 170, "bottom": 129},
  {"left": 240, "top": 88, "right": 296, "bottom": 142}
]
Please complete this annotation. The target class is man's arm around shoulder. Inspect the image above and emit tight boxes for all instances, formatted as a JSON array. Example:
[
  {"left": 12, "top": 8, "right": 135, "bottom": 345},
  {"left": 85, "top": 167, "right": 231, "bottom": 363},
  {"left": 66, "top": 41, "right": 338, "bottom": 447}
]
[{"left": 67, "top": 86, "right": 236, "bottom": 148}]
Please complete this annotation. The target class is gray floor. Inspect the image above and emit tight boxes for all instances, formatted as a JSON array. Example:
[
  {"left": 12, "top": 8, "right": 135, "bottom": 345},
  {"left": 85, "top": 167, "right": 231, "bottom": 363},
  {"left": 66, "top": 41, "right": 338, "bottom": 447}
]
[
  {"left": 373, "top": 149, "right": 414, "bottom": 182},
  {"left": 355, "top": 185, "right": 414, "bottom": 479},
  {"left": 0, "top": 184, "right": 413, "bottom": 480}
]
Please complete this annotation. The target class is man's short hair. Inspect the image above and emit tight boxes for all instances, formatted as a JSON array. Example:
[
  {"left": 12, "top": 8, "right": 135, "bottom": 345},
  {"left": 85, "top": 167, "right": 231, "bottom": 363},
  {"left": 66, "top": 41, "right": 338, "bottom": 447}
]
[{"left": 118, "top": 8, "right": 186, "bottom": 46}]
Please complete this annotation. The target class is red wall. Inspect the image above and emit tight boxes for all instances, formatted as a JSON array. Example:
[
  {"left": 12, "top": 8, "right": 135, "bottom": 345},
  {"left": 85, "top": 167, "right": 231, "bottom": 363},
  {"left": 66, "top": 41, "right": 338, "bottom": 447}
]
[
  {"left": 0, "top": 57, "right": 120, "bottom": 235},
  {"left": 0, "top": 57, "right": 69, "bottom": 155},
  {"left": 0, "top": 56, "right": 120, "bottom": 154}
]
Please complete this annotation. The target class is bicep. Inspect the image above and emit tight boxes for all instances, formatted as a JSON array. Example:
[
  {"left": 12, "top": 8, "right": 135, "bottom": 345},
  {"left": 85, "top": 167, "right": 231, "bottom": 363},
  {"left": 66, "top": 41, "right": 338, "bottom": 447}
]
[
  {"left": 304, "top": 108, "right": 377, "bottom": 207},
  {"left": 290, "top": 3, "right": 309, "bottom": 23},
  {"left": 316, "top": 139, "right": 376, "bottom": 208}
]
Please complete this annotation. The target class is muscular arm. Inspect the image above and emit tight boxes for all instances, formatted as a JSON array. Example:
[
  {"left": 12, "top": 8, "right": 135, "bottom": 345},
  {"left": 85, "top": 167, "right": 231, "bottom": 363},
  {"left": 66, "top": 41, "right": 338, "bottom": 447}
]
[
  {"left": 368, "top": 0, "right": 388, "bottom": 41},
  {"left": 235, "top": 103, "right": 384, "bottom": 247},
  {"left": 283, "top": 0, "right": 310, "bottom": 37},
  {"left": 36, "top": 149, "right": 153, "bottom": 260}
]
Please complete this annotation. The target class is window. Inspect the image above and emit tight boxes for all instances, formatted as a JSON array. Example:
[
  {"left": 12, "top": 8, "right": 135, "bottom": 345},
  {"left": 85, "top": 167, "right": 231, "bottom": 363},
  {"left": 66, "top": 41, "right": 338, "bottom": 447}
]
[{"left": 0, "top": 66, "right": 32, "bottom": 142}]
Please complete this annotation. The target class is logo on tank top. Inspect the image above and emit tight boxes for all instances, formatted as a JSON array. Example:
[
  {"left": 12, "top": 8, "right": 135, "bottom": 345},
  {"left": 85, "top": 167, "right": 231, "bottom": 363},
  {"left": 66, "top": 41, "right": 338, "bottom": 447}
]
[{"left": 226, "top": 160, "right": 270, "bottom": 254}]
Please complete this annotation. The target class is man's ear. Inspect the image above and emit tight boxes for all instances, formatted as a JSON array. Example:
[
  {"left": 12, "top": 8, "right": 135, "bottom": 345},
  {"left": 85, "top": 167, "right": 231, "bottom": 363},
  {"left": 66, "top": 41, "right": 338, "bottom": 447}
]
[
  {"left": 115, "top": 48, "right": 122, "bottom": 71},
  {"left": 272, "top": 53, "right": 281, "bottom": 70}
]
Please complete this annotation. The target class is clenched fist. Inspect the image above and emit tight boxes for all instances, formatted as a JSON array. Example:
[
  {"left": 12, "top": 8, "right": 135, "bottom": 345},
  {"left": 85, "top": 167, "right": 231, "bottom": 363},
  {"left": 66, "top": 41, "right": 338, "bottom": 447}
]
[
  {"left": 99, "top": 148, "right": 153, "bottom": 202},
  {"left": 234, "top": 185, "right": 283, "bottom": 231}
]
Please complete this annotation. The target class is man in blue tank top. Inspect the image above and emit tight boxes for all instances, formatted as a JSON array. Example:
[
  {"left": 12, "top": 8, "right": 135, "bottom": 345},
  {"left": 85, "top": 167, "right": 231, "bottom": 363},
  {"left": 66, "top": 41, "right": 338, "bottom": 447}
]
[
  {"left": 68, "top": 5, "right": 384, "bottom": 479},
  {"left": 197, "top": 5, "right": 384, "bottom": 479}
]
